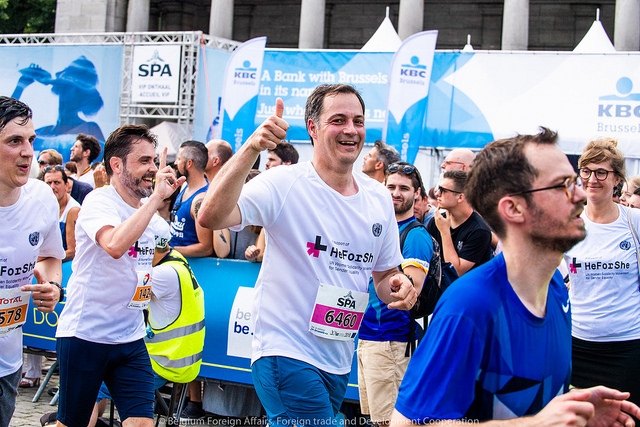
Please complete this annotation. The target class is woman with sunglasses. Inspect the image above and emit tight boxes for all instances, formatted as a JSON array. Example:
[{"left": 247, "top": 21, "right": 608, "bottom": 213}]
[{"left": 563, "top": 138, "right": 640, "bottom": 407}]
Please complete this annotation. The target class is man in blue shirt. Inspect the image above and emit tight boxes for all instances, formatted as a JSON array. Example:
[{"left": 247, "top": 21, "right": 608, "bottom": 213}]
[
  {"left": 358, "top": 161, "right": 432, "bottom": 424},
  {"left": 391, "top": 128, "right": 640, "bottom": 426}
]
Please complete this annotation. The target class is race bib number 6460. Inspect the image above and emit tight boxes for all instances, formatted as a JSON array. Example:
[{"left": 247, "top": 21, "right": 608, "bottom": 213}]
[{"left": 309, "top": 283, "right": 368, "bottom": 341}]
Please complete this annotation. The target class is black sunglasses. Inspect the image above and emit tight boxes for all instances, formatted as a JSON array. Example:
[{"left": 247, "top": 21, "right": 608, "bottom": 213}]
[
  {"left": 388, "top": 163, "right": 416, "bottom": 174},
  {"left": 437, "top": 185, "right": 462, "bottom": 195}
]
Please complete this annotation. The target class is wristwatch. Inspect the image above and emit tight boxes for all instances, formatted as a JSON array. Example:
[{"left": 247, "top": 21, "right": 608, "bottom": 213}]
[{"left": 49, "top": 281, "right": 64, "bottom": 302}]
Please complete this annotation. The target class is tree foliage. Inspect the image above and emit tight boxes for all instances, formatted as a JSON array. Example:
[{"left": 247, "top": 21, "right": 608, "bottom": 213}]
[{"left": 0, "top": 0, "right": 56, "bottom": 34}]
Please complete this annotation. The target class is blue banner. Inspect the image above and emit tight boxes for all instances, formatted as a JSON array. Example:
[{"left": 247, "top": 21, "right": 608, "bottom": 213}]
[
  {"left": 0, "top": 45, "right": 123, "bottom": 162},
  {"left": 23, "top": 258, "right": 362, "bottom": 401},
  {"left": 257, "top": 50, "right": 392, "bottom": 144}
]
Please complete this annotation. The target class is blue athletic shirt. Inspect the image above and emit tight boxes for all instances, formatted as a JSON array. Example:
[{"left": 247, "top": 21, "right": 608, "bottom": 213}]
[
  {"left": 359, "top": 217, "right": 433, "bottom": 341},
  {"left": 170, "top": 184, "right": 208, "bottom": 247},
  {"left": 395, "top": 253, "right": 571, "bottom": 422}
]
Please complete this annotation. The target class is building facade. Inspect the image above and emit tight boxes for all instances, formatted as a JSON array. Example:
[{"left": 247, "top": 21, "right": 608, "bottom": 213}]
[{"left": 55, "top": 0, "right": 639, "bottom": 51}]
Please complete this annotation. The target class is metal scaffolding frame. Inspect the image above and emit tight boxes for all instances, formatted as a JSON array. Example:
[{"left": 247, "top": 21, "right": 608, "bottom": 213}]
[{"left": 0, "top": 31, "right": 241, "bottom": 142}]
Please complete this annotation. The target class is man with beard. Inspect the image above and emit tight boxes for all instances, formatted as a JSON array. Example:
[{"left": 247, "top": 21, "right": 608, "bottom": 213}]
[
  {"left": 69, "top": 133, "right": 101, "bottom": 188},
  {"left": 55, "top": 124, "right": 184, "bottom": 427},
  {"left": 361, "top": 140, "right": 400, "bottom": 183},
  {"left": 169, "top": 140, "right": 213, "bottom": 258},
  {"left": 357, "top": 161, "right": 432, "bottom": 425},
  {"left": 391, "top": 128, "right": 640, "bottom": 425}
]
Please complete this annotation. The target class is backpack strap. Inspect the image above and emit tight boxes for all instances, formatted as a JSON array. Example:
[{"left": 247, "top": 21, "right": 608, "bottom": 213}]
[
  {"left": 398, "top": 219, "right": 427, "bottom": 357},
  {"left": 399, "top": 220, "right": 426, "bottom": 253}
]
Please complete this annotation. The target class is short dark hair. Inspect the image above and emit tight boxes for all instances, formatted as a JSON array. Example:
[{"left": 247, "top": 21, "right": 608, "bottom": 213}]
[
  {"left": 442, "top": 170, "right": 468, "bottom": 193},
  {"left": 305, "top": 84, "right": 365, "bottom": 144},
  {"left": 77, "top": 133, "right": 102, "bottom": 163},
  {"left": 466, "top": 127, "right": 558, "bottom": 237},
  {"left": 65, "top": 161, "right": 78, "bottom": 174},
  {"left": 0, "top": 96, "right": 32, "bottom": 132},
  {"left": 179, "top": 140, "right": 208, "bottom": 171},
  {"left": 374, "top": 140, "right": 400, "bottom": 173},
  {"left": 104, "top": 124, "right": 157, "bottom": 176},
  {"left": 43, "top": 165, "right": 69, "bottom": 184},
  {"left": 269, "top": 141, "right": 299, "bottom": 164},
  {"left": 385, "top": 161, "right": 423, "bottom": 193}
]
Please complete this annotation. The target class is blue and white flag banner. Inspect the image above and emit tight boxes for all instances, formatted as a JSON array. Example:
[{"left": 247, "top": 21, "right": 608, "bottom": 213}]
[
  {"left": 219, "top": 36, "right": 266, "bottom": 151},
  {"left": 383, "top": 30, "right": 438, "bottom": 163}
]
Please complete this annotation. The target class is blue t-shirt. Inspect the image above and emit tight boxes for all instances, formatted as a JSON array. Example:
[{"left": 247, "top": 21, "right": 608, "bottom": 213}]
[
  {"left": 395, "top": 253, "right": 571, "bottom": 422},
  {"left": 359, "top": 218, "right": 434, "bottom": 342},
  {"left": 170, "top": 184, "right": 208, "bottom": 247}
]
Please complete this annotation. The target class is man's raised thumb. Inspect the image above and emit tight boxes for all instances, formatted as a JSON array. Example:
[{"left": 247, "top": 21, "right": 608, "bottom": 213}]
[{"left": 274, "top": 98, "right": 284, "bottom": 119}]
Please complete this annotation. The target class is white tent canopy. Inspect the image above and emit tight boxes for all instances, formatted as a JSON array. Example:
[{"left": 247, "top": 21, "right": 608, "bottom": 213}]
[
  {"left": 574, "top": 10, "right": 615, "bottom": 53},
  {"left": 361, "top": 7, "right": 402, "bottom": 52}
]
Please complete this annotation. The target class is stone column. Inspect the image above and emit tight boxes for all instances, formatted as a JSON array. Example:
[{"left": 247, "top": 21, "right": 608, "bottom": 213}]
[
  {"left": 126, "top": 0, "right": 150, "bottom": 32},
  {"left": 614, "top": 0, "right": 640, "bottom": 51},
  {"left": 299, "top": 0, "right": 325, "bottom": 49},
  {"left": 398, "top": 0, "right": 424, "bottom": 40},
  {"left": 501, "top": 0, "right": 529, "bottom": 50},
  {"left": 209, "top": 0, "right": 234, "bottom": 39}
]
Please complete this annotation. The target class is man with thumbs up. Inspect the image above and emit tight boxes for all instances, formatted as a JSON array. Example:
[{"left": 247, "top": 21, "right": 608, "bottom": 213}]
[{"left": 199, "top": 84, "right": 417, "bottom": 426}]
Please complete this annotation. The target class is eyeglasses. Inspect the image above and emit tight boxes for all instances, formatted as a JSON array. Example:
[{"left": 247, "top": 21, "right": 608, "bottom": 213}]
[
  {"left": 43, "top": 165, "right": 65, "bottom": 173},
  {"left": 509, "top": 176, "right": 582, "bottom": 201},
  {"left": 437, "top": 186, "right": 462, "bottom": 195},
  {"left": 441, "top": 160, "right": 465, "bottom": 168},
  {"left": 38, "top": 160, "right": 49, "bottom": 166},
  {"left": 578, "top": 168, "right": 615, "bottom": 182},
  {"left": 388, "top": 163, "right": 416, "bottom": 174}
]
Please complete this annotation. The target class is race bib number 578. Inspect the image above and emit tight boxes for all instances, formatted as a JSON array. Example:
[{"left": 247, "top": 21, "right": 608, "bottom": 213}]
[{"left": 0, "top": 289, "right": 30, "bottom": 336}]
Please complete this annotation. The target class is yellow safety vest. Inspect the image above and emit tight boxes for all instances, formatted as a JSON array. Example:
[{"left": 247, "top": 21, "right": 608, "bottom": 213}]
[{"left": 145, "top": 250, "right": 205, "bottom": 383}]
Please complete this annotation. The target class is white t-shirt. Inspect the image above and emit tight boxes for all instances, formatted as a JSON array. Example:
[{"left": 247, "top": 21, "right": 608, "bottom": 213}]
[
  {"left": 56, "top": 186, "right": 164, "bottom": 344},
  {"left": 77, "top": 168, "right": 95, "bottom": 188},
  {"left": 564, "top": 204, "right": 640, "bottom": 341},
  {"left": 235, "top": 162, "right": 403, "bottom": 374},
  {"left": 0, "top": 179, "right": 64, "bottom": 376},
  {"left": 148, "top": 260, "right": 181, "bottom": 330}
]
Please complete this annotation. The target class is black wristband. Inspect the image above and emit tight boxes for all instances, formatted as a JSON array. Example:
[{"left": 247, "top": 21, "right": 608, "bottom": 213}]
[
  {"left": 402, "top": 273, "right": 414, "bottom": 287},
  {"left": 50, "top": 281, "right": 64, "bottom": 302}
]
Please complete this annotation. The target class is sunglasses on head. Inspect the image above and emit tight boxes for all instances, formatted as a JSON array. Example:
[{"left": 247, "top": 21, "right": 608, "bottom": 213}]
[
  {"left": 43, "top": 165, "right": 65, "bottom": 173},
  {"left": 388, "top": 163, "right": 416, "bottom": 174}
]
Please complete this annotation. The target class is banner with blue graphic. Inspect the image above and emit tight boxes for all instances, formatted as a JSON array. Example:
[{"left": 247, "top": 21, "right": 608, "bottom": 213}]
[
  {"left": 383, "top": 31, "right": 438, "bottom": 163},
  {"left": 218, "top": 37, "right": 266, "bottom": 152},
  {"left": 193, "top": 48, "right": 640, "bottom": 158},
  {"left": 257, "top": 50, "right": 392, "bottom": 144},
  {"left": 0, "top": 45, "right": 122, "bottom": 162},
  {"left": 435, "top": 51, "right": 640, "bottom": 156}
]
